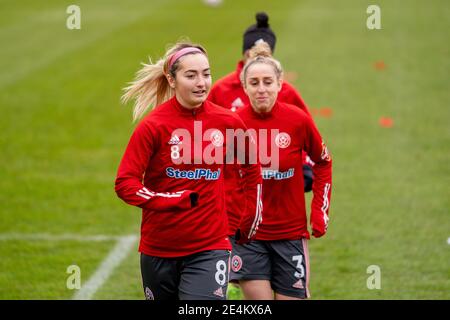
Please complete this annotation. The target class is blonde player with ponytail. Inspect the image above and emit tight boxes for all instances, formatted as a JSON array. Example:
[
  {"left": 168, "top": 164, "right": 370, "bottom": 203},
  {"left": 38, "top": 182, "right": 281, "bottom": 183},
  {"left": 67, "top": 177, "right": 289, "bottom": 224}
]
[{"left": 115, "top": 42, "right": 262, "bottom": 300}]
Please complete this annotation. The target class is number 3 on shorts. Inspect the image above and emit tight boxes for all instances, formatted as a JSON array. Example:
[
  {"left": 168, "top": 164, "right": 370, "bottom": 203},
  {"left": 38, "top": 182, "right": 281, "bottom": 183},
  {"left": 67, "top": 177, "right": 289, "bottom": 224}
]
[
  {"left": 292, "top": 255, "right": 305, "bottom": 279},
  {"left": 215, "top": 260, "right": 227, "bottom": 286}
]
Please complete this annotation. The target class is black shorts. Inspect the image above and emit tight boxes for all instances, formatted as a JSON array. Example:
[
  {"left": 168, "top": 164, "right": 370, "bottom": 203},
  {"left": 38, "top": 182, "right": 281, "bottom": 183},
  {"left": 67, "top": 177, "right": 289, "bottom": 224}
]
[
  {"left": 230, "top": 237, "right": 310, "bottom": 299},
  {"left": 140, "top": 250, "right": 231, "bottom": 300}
]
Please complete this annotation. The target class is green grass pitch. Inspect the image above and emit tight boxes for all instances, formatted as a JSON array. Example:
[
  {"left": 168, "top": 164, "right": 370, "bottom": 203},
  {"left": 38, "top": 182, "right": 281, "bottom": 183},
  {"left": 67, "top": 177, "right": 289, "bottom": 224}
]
[{"left": 0, "top": 0, "right": 448, "bottom": 299}]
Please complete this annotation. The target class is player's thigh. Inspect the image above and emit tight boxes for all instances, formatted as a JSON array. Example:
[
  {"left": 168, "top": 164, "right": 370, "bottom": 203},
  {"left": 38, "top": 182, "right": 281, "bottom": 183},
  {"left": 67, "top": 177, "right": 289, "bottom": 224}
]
[
  {"left": 269, "top": 238, "right": 311, "bottom": 299},
  {"left": 179, "top": 250, "right": 231, "bottom": 300},
  {"left": 240, "top": 279, "right": 273, "bottom": 300},
  {"left": 229, "top": 236, "right": 271, "bottom": 282}
]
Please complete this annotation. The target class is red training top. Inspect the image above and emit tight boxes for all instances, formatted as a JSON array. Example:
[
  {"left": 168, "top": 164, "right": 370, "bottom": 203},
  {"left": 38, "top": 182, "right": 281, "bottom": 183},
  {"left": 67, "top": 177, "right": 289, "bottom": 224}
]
[
  {"left": 115, "top": 96, "right": 262, "bottom": 257},
  {"left": 234, "top": 102, "right": 332, "bottom": 240},
  {"left": 208, "top": 61, "right": 314, "bottom": 235}
]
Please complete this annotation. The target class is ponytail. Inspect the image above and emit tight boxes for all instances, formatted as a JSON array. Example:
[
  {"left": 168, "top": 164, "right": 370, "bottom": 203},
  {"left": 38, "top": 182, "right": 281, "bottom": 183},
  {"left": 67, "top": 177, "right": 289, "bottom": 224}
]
[
  {"left": 122, "top": 41, "right": 208, "bottom": 121},
  {"left": 121, "top": 58, "right": 173, "bottom": 121}
]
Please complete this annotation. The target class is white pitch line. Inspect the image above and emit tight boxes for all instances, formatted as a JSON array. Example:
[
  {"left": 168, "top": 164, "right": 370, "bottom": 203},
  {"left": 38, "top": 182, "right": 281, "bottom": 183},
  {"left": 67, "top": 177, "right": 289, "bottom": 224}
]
[
  {"left": 447, "top": 237, "right": 450, "bottom": 245},
  {"left": 73, "top": 235, "right": 138, "bottom": 300},
  {"left": 0, "top": 233, "right": 138, "bottom": 300},
  {"left": 0, "top": 233, "right": 123, "bottom": 242}
]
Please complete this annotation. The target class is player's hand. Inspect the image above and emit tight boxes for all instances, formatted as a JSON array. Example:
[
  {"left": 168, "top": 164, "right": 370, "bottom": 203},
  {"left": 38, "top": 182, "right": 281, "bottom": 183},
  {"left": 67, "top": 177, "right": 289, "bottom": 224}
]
[
  {"left": 234, "top": 229, "right": 251, "bottom": 245},
  {"left": 189, "top": 192, "right": 199, "bottom": 207},
  {"left": 303, "top": 164, "right": 313, "bottom": 193},
  {"left": 312, "top": 226, "right": 326, "bottom": 238}
]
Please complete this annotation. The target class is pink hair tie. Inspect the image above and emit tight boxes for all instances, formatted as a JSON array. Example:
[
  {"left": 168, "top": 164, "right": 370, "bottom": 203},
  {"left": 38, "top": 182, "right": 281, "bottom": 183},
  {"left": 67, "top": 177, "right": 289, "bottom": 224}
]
[{"left": 168, "top": 47, "right": 204, "bottom": 70}]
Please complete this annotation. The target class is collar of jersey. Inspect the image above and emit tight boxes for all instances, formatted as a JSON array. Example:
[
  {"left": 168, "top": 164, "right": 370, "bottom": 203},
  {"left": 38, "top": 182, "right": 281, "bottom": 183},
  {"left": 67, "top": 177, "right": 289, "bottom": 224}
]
[
  {"left": 171, "top": 96, "right": 205, "bottom": 116},
  {"left": 250, "top": 100, "right": 280, "bottom": 119}
]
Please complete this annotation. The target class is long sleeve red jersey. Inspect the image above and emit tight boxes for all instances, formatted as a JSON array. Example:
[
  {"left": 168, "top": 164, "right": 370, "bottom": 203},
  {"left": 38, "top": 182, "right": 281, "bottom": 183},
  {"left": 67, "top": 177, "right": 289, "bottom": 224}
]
[
  {"left": 208, "top": 61, "right": 315, "bottom": 235},
  {"left": 234, "top": 102, "right": 332, "bottom": 240},
  {"left": 115, "top": 96, "right": 262, "bottom": 257}
]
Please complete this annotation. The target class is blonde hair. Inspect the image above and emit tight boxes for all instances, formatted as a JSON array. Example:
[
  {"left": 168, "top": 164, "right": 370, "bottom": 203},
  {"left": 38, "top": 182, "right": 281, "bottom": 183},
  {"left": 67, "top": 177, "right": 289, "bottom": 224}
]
[
  {"left": 122, "top": 42, "right": 207, "bottom": 121},
  {"left": 240, "top": 41, "right": 283, "bottom": 86}
]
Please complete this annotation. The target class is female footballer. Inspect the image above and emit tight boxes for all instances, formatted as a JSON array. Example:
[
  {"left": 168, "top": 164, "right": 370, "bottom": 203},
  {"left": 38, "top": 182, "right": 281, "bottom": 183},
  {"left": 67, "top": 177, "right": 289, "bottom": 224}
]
[
  {"left": 229, "top": 42, "right": 332, "bottom": 300},
  {"left": 115, "top": 42, "right": 262, "bottom": 300}
]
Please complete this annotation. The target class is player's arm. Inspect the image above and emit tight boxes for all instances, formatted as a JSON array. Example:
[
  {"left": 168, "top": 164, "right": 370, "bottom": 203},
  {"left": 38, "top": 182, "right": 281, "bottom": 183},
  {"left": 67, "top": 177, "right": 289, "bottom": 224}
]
[
  {"left": 115, "top": 120, "right": 198, "bottom": 211},
  {"left": 232, "top": 119, "right": 263, "bottom": 244},
  {"left": 302, "top": 116, "right": 332, "bottom": 238}
]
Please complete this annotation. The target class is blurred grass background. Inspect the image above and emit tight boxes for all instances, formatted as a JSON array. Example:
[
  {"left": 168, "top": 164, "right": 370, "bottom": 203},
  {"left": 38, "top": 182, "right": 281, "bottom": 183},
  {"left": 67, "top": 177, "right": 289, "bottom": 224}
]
[{"left": 0, "top": 0, "right": 448, "bottom": 299}]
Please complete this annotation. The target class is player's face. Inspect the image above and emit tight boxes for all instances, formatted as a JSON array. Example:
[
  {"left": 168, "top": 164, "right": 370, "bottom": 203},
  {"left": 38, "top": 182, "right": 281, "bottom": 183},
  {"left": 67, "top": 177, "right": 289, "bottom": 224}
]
[
  {"left": 172, "top": 53, "right": 211, "bottom": 109},
  {"left": 244, "top": 63, "right": 282, "bottom": 113}
]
